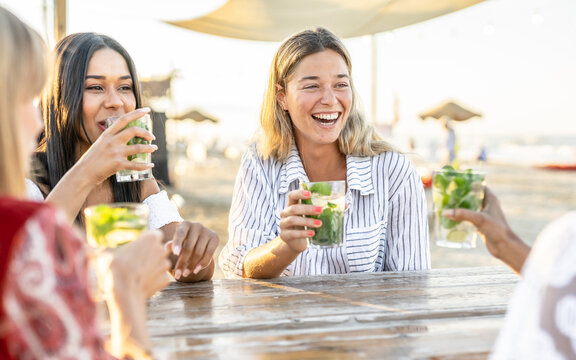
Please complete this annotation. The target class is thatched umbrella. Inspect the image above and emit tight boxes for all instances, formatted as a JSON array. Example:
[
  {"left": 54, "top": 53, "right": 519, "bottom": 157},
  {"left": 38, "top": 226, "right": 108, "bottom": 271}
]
[
  {"left": 172, "top": 109, "right": 219, "bottom": 123},
  {"left": 419, "top": 101, "right": 482, "bottom": 122}
]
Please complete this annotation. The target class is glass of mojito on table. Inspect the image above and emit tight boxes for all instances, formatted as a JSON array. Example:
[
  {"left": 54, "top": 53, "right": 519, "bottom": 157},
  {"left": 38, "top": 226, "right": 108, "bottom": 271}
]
[
  {"left": 432, "top": 166, "right": 486, "bottom": 248},
  {"left": 84, "top": 203, "right": 149, "bottom": 248},
  {"left": 107, "top": 114, "right": 153, "bottom": 182},
  {"left": 301, "top": 180, "right": 346, "bottom": 248}
]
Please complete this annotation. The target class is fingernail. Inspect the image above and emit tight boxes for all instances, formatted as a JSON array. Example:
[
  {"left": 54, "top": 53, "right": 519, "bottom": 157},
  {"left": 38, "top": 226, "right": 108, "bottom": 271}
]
[
  {"left": 314, "top": 219, "right": 322, "bottom": 226},
  {"left": 183, "top": 269, "right": 191, "bottom": 278},
  {"left": 314, "top": 206, "right": 322, "bottom": 213},
  {"left": 307, "top": 230, "right": 315, "bottom": 237},
  {"left": 193, "top": 264, "right": 202, "bottom": 275},
  {"left": 442, "top": 209, "right": 455, "bottom": 218},
  {"left": 303, "top": 190, "right": 311, "bottom": 197},
  {"left": 174, "top": 269, "right": 182, "bottom": 279},
  {"left": 173, "top": 245, "right": 181, "bottom": 256},
  {"left": 151, "top": 144, "right": 158, "bottom": 150}
]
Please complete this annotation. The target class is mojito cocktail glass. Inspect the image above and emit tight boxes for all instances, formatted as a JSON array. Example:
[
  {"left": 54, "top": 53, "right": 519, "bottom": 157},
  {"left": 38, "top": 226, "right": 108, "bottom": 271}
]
[
  {"left": 84, "top": 202, "right": 149, "bottom": 248},
  {"left": 302, "top": 180, "right": 345, "bottom": 248},
  {"left": 432, "top": 166, "right": 486, "bottom": 248},
  {"left": 107, "top": 114, "right": 153, "bottom": 182}
]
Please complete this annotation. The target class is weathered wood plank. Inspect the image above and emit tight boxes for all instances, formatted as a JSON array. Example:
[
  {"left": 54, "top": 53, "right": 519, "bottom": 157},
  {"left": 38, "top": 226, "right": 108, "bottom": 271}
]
[{"left": 147, "top": 266, "right": 517, "bottom": 360}]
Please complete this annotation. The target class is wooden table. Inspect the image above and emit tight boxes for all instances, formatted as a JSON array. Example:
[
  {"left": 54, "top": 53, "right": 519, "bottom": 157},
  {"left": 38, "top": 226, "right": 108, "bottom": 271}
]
[{"left": 147, "top": 266, "right": 518, "bottom": 360}]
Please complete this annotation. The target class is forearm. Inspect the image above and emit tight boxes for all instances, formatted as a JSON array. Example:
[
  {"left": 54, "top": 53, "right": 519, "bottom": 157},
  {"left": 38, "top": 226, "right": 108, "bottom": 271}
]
[
  {"left": 107, "top": 288, "right": 152, "bottom": 359},
  {"left": 242, "top": 236, "right": 301, "bottom": 278},
  {"left": 44, "top": 164, "right": 96, "bottom": 223},
  {"left": 490, "top": 231, "right": 531, "bottom": 274}
]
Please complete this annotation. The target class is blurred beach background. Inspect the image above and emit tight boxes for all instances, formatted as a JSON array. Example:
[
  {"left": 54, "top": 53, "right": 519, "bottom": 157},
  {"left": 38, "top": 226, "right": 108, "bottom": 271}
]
[{"left": 2, "top": 0, "right": 575, "bottom": 279}]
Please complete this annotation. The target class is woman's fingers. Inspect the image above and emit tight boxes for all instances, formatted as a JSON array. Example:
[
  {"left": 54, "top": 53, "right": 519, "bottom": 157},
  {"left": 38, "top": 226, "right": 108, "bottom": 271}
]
[
  {"left": 115, "top": 124, "right": 155, "bottom": 144},
  {"left": 279, "top": 212, "right": 322, "bottom": 229},
  {"left": 121, "top": 143, "right": 158, "bottom": 158},
  {"left": 106, "top": 107, "right": 150, "bottom": 134},
  {"left": 443, "top": 208, "right": 486, "bottom": 228},
  {"left": 286, "top": 189, "right": 311, "bottom": 206},
  {"left": 170, "top": 222, "right": 219, "bottom": 280}
]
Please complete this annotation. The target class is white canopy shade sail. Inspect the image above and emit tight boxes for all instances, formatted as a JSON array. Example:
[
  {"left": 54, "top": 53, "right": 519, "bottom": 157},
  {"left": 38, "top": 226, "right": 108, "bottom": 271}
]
[{"left": 166, "top": 0, "right": 485, "bottom": 41}]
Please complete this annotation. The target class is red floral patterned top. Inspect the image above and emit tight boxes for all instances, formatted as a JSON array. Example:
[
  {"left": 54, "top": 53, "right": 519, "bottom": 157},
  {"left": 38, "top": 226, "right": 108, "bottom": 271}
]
[{"left": 0, "top": 197, "right": 112, "bottom": 359}]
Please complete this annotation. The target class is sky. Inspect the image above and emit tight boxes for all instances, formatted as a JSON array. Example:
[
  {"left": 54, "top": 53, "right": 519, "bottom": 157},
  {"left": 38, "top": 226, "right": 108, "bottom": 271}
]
[{"left": 2, "top": 0, "right": 576, "bottom": 150}]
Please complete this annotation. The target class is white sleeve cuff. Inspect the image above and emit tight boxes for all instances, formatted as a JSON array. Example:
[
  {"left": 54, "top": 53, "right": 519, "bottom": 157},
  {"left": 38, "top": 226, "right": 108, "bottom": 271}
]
[{"left": 143, "top": 190, "right": 184, "bottom": 230}]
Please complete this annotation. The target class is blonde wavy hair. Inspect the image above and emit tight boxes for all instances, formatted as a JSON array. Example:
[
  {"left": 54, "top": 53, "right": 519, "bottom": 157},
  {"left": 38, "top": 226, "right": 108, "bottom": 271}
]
[
  {"left": 257, "top": 27, "right": 395, "bottom": 161},
  {"left": 0, "top": 7, "right": 47, "bottom": 197}
]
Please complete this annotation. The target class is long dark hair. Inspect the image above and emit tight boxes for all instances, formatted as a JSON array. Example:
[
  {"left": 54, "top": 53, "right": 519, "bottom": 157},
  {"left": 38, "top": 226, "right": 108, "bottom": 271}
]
[{"left": 34, "top": 33, "right": 142, "bottom": 219}]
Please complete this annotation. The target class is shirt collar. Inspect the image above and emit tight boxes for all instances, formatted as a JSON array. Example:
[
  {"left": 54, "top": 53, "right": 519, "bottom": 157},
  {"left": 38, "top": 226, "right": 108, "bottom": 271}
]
[
  {"left": 346, "top": 155, "right": 374, "bottom": 195},
  {"left": 279, "top": 144, "right": 307, "bottom": 194},
  {"left": 279, "top": 144, "right": 374, "bottom": 196}
]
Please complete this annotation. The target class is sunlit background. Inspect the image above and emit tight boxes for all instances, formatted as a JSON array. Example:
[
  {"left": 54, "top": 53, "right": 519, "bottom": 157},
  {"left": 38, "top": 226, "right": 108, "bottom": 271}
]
[
  {"left": 3, "top": 0, "right": 576, "bottom": 166},
  {"left": 3, "top": 0, "right": 576, "bottom": 274}
]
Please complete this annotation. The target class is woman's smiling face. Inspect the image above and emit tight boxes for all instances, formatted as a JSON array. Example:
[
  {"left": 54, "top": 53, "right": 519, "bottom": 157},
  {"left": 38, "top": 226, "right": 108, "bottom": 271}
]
[
  {"left": 80, "top": 48, "right": 136, "bottom": 145},
  {"left": 278, "top": 49, "right": 352, "bottom": 148}
]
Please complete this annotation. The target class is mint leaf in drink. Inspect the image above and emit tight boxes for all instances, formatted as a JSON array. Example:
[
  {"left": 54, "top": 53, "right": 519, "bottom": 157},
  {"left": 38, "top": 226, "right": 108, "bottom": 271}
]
[
  {"left": 312, "top": 207, "right": 343, "bottom": 246},
  {"left": 309, "top": 182, "right": 332, "bottom": 196},
  {"left": 125, "top": 116, "right": 151, "bottom": 159},
  {"left": 86, "top": 204, "right": 146, "bottom": 247},
  {"left": 433, "top": 167, "right": 485, "bottom": 232},
  {"left": 303, "top": 181, "right": 344, "bottom": 246}
]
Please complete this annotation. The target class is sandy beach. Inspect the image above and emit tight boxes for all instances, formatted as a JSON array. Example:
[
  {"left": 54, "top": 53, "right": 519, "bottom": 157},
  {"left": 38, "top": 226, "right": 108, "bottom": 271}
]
[{"left": 167, "top": 155, "right": 576, "bottom": 280}]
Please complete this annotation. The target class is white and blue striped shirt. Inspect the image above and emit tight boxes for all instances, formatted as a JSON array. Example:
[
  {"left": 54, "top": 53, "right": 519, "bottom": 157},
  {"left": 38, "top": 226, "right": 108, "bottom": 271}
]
[{"left": 219, "top": 143, "right": 430, "bottom": 278}]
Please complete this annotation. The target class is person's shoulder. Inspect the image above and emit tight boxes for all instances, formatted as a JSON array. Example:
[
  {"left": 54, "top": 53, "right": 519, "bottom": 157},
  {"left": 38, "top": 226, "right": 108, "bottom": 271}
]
[
  {"left": 372, "top": 151, "right": 415, "bottom": 173},
  {"left": 241, "top": 142, "right": 283, "bottom": 167},
  {"left": 0, "top": 196, "right": 48, "bottom": 217},
  {"left": 529, "top": 211, "right": 576, "bottom": 270},
  {"left": 0, "top": 197, "right": 56, "bottom": 242}
]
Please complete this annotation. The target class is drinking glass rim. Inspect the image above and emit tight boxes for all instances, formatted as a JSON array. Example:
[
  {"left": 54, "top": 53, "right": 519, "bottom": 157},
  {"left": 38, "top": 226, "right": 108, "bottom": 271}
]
[{"left": 84, "top": 202, "right": 149, "bottom": 215}]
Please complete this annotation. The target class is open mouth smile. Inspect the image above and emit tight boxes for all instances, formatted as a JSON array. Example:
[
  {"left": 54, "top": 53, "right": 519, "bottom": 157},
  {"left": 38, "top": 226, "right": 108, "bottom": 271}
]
[{"left": 311, "top": 112, "right": 340, "bottom": 127}]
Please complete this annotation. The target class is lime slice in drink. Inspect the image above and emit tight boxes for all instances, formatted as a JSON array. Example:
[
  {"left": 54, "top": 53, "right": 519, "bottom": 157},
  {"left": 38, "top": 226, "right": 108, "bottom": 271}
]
[{"left": 446, "top": 229, "right": 468, "bottom": 243}]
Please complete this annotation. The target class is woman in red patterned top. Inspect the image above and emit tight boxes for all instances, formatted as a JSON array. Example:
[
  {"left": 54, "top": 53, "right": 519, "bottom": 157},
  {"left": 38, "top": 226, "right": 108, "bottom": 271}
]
[{"left": 0, "top": 6, "right": 171, "bottom": 359}]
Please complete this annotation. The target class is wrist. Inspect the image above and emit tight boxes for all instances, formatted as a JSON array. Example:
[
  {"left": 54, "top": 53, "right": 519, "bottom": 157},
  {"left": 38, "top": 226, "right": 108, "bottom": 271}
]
[{"left": 277, "top": 236, "right": 307, "bottom": 254}]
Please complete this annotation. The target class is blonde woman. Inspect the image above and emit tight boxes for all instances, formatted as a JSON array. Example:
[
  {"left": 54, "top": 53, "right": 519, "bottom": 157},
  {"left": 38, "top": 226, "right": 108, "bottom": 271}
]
[
  {"left": 219, "top": 27, "right": 430, "bottom": 279},
  {"left": 0, "top": 6, "right": 170, "bottom": 359}
]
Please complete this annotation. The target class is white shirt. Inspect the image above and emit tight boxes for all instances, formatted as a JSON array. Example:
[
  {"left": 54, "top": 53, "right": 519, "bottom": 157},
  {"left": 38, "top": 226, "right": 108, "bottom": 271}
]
[
  {"left": 219, "top": 143, "right": 431, "bottom": 279},
  {"left": 25, "top": 179, "right": 182, "bottom": 230},
  {"left": 491, "top": 211, "right": 576, "bottom": 360}
]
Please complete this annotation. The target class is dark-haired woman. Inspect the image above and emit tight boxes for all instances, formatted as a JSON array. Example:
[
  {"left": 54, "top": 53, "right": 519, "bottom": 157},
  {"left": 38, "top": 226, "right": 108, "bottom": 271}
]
[{"left": 27, "top": 33, "right": 217, "bottom": 282}]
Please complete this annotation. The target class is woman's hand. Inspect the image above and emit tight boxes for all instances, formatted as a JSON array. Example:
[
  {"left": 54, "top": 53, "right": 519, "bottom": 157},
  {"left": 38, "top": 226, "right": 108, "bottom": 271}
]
[
  {"left": 102, "top": 229, "right": 171, "bottom": 299},
  {"left": 165, "top": 221, "right": 219, "bottom": 282},
  {"left": 278, "top": 189, "right": 323, "bottom": 253},
  {"left": 77, "top": 107, "right": 157, "bottom": 186},
  {"left": 101, "top": 230, "right": 171, "bottom": 359},
  {"left": 442, "top": 187, "right": 530, "bottom": 273},
  {"left": 241, "top": 189, "right": 324, "bottom": 279}
]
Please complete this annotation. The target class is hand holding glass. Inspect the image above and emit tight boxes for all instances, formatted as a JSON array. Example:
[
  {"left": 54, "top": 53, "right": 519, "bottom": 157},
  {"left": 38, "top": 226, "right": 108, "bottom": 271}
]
[
  {"left": 432, "top": 167, "right": 486, "bottom": 248},
  {"left": 106, "top": 114, "right": 153, "bottom": 182},
  {"left": 84, "top": 203, "right": 149, "bottom": 300},
  {"left": 301, "top": 180, "right": 345, "bottom": 248}
]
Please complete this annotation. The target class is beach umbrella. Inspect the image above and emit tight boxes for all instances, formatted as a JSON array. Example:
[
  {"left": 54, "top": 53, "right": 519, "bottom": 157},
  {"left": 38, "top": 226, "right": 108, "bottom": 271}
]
[
  {"left": 165, "top": 0, "right": 485, "bottom": 42},
  {"left": 419, "top": 101, "right": 482, "bottom": 122},
  {"left": 172, "top": 109, "right": 219, "bottom": 123}
]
